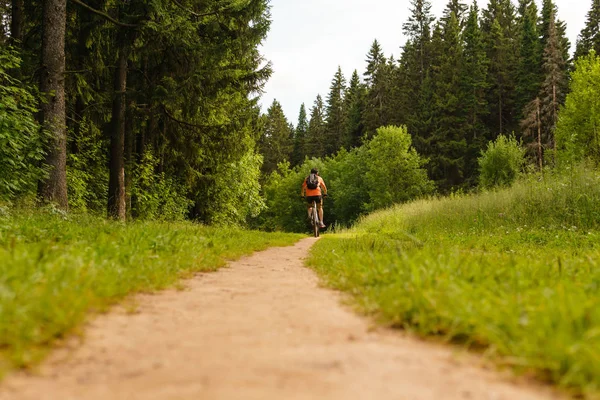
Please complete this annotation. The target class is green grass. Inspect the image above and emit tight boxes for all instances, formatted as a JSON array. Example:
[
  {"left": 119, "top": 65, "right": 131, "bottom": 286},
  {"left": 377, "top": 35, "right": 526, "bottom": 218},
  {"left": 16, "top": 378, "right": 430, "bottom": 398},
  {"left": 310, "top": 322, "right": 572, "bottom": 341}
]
[
  {"left": 307, "top": 166, "right": 600, "bottom": 397},
  {"left": 0, "top": 209, "right": 302, "bottom": 374}
]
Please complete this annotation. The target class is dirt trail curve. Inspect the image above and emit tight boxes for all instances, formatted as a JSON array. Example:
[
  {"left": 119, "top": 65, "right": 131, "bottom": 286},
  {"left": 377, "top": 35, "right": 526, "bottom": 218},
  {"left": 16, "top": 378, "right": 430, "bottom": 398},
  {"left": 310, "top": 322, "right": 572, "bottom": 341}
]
[{"left": 0, "top": 238, "right": 561, "bottom": 400}]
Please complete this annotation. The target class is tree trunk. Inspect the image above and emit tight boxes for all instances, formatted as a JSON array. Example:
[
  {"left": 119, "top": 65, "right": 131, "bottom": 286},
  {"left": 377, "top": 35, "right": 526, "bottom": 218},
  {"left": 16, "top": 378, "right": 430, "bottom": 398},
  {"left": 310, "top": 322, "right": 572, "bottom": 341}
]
[
  {"left": 107, "top": 46, "right": 128, "bottom": 221},
  {"left": 39, "top": 0, "right": 68, "bottom": 210},
  {"left": 124, "top": 99, "right": 135, "bottom": 217},
  {"left": 537, "top": 100, "right": 543, "bottom": 171},
  {"left": 10, "top": 0, "right": 24, "bottom": 44}
]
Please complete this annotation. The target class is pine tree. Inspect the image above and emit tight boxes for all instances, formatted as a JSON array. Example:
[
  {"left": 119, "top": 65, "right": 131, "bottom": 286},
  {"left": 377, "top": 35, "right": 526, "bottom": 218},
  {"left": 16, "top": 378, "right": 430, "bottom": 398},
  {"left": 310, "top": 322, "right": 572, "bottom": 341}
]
[
  {"left": 305, "top": 95, "right": 326, "bottom": 158},
  {"left": 575, "top": 0, "right": 600, "bottom": 59},
  {"left": 291, "top": 103, "right": 308, "bottom": 166},
  {"left": 259, "top": 99, "right": 293, "bottom": 175},
  {"left": 515, "top": 0, "right": 543, "bottom": 124},
  {"left": 344, "top": 70, "right": 366, "bottom": 149},
  {"left": 462, "top": 1, "right": 490, "bottom": 183},
  {"left": 324, "top": 66, "right": 347, "bottom": 156}
]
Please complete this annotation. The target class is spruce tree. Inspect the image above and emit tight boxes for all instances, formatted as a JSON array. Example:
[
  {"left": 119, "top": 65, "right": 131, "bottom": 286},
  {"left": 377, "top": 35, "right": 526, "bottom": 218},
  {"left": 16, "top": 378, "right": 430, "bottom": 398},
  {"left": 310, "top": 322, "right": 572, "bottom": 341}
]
[
  {"left": 305, "top": 95, "right": 326, "bottom": 158},
  {"left": 400, "top": 0, "right": 435, "bottom": 152},
  {"left": 540, "top": 0, "right": 570, "bottom": 66},
  {"left": 575, "top": 0, "right": 600, "bottom": 59},
  {"left": 324, "top": 66, "right": 347, "bottom": 156},
  {"left": 539, "top": 6, "right": 568, "bottom": 158},
  {"left": 481, "top": 0, "right": 518, "bottom": 137},
  {"left": 291, "top": 103, "right": 308, "bottom": 166},
  {"left": 344, "top": 70, "right": 366, "bottom": 149},
  {"left": 515, "top": 0, "right": 543, "bottom": 124},
  {"left": 462, "top": 1, "right": 490, "bottom": 184},
  {"left": 430, "top": 11, "right": 468, "bottom": 190},
  {"left": 259, "top": 100, "right": 293, "bottom": 175},
  {"left": 363, "top": 40, "right": 388, "bottom": 138}
]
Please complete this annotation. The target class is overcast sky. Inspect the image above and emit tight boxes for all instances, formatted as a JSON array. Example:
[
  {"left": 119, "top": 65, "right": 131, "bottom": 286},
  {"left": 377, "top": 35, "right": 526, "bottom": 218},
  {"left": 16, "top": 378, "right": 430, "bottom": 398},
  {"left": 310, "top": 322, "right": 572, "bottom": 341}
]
[{"left": 258, "top": 0, "right": 589, "bottom": 123}]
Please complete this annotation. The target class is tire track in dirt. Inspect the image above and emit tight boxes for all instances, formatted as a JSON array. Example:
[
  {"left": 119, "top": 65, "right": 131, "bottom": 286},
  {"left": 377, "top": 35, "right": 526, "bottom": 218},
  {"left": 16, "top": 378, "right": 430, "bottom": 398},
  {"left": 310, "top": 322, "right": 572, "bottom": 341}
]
[{"left": 0, "top": 238, "right": 562, "bottom": 400}]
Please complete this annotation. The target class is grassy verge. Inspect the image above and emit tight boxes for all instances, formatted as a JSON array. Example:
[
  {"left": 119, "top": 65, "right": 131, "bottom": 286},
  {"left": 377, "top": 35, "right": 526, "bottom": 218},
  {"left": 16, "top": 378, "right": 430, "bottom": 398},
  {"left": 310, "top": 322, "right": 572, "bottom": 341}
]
[
  {"left": 0, "top": 209, "right": 302, "bottom": 374},
  {"left": 307, "top": 166, "right": 600, "bottom": 397}
]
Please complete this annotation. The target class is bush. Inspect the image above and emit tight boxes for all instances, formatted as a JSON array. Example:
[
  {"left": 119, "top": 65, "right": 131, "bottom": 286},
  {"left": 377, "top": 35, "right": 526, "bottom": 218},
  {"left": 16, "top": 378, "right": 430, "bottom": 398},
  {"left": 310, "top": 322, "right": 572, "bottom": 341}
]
[
  {"left": 364, "top": 126, "right": 433, "bottom": 210},
  {"left": 131, "top": 150, "right": 192, "bottom": 221},
  {"left": 478, "top": 134, "right": 525, "bottom": 189},
  {"left": 0, "top": 48, "right": 46, "bottom": 201}
]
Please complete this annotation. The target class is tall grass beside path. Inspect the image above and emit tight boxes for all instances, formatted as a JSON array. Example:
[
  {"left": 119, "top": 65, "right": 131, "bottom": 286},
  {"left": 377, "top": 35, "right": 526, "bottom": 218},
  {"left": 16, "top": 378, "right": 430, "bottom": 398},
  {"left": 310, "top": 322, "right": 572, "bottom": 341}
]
[
  {"left": 307, "top": 166, "right": 600, "bottom": 397},
  {"left": 0, "top": 210, "right": 302, "bottom": 374}
]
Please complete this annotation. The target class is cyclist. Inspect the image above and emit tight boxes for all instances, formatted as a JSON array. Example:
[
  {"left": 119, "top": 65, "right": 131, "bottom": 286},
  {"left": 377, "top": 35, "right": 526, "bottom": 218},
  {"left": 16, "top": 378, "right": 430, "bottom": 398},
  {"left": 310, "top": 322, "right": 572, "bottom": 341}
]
[{"left": 301, "top": 168, "right": 328, "bottom": 229}]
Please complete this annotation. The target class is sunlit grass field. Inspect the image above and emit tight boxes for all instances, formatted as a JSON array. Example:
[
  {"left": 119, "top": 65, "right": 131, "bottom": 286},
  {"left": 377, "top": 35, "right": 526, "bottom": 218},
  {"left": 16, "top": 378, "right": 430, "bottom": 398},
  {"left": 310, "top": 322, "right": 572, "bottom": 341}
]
[
  {"left": 308, "top": 166, "right": 600, "bottom": 397},
  {"left": 0, "top": 209, "right": 301, "bottom": 374}
]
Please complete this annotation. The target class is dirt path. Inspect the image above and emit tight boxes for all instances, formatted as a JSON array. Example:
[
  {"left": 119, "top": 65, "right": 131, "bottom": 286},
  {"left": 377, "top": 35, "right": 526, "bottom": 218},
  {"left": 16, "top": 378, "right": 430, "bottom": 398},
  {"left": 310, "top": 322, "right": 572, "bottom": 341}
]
[{"left": 0, "top": 238, "right": 561, "bottom": 400}]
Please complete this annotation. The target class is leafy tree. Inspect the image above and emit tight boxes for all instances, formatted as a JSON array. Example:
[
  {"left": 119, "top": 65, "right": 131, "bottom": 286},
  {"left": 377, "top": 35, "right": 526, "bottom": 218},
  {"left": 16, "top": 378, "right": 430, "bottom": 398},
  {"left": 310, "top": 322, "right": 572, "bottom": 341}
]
[
  {"left": 364, "top": 126, "right": 433, "bottom": 210},
  {"left": 259, "top": 99, "right": 293, "bottom": 175},
  {"left": 555, "top": 52, "right": 600, "bottom": 165},
  {"left": 575, "top": 0, "right": 600, "bottom": 59},
  {"left": 478, "top": 134, "right": 525, "bottom": 188},
  {"left": 324, "top": 66, "right": 346, "bottom": 155}
]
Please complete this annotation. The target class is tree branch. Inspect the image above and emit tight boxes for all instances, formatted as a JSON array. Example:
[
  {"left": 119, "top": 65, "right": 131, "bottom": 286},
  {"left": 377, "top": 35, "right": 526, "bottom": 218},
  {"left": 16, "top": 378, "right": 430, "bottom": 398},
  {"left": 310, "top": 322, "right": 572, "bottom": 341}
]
[
  {"left": 70, "top": 0, "right": 138, "bottom": 28},
  {"left": 162, "top": 105, "right": 208, "bottom": 129}
]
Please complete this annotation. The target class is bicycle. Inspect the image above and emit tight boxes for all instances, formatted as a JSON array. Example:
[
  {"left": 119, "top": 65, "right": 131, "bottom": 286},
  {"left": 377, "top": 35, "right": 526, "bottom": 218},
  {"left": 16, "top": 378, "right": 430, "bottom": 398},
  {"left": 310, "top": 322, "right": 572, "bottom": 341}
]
[
  {"left": 304, "top": 194, "right": 327, "bottom": 237},
  {"left": 309, "top": 199, "right": 320, "bottom": 237}
]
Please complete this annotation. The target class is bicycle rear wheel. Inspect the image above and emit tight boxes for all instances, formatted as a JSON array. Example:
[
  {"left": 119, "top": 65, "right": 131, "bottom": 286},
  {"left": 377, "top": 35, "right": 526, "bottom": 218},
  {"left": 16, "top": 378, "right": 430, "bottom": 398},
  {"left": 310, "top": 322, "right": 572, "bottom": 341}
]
[{"left": 312, "top": 201, "right": 319, "bottom": 237}]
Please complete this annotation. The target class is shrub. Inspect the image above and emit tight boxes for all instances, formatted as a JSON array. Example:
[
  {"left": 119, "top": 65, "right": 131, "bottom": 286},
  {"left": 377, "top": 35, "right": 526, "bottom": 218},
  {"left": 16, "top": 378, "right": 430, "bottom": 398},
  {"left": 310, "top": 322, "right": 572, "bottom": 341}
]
[{"left": 478, "top": 134, "right": 525, "bottom": 189}]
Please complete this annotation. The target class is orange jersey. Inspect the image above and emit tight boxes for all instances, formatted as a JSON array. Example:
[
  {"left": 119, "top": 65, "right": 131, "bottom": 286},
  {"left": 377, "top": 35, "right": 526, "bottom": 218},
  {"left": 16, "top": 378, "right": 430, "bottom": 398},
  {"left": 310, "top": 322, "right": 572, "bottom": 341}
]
[{"left": 301, "top": 176, "right": 327, "bottom": 197}]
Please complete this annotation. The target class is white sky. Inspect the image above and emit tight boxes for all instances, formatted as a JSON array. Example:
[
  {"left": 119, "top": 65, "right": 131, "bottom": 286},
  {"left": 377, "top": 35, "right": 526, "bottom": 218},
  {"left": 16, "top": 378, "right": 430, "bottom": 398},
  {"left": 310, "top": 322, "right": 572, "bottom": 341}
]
[{"left": 258, "top": 0, "right": 589, "bottom": 123}]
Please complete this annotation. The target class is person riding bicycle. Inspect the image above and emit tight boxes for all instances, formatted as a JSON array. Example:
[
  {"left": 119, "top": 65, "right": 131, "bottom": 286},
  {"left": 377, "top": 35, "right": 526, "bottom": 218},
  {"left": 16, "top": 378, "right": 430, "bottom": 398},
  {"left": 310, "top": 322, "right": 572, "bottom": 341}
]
[{"left": 301, "top": 168, "right": 328, "bottom": 229}]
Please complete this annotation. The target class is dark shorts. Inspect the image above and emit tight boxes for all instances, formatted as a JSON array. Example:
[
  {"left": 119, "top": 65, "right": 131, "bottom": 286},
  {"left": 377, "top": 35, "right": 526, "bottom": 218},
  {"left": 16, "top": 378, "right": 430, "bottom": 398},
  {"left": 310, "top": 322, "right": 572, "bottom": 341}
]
[{"left": 306, "top": 196, "right": 323, "bottom": 209}]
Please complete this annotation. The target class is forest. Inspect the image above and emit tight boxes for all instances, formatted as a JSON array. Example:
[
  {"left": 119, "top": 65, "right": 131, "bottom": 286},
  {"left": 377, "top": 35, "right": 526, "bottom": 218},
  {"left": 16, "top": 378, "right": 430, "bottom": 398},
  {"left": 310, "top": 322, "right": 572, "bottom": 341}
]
[
  {"left": 1, "top": 0, "right": 600, "bottom": 229},
  {"left": 260, "top": 0, "right": 600, "bottom": 228}
]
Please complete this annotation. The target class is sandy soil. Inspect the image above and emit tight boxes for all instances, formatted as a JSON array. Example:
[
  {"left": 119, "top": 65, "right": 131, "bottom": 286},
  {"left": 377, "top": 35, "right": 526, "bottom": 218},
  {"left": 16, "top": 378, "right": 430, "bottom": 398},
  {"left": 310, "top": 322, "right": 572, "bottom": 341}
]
[{"left": 0, "top": 237, "right": 562, "bottom": 400}]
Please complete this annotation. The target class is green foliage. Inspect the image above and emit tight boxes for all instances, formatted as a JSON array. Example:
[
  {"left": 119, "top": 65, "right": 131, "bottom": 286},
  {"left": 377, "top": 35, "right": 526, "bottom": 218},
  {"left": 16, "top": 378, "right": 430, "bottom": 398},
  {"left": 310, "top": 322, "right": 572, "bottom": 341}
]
[
  {"left": 210, "top": 148, "right": 266, "bottom": 226},
  {"left": 555, "top": 51, "right": 600, "bottom": 165},
  {"left": 364, "top": 126, "right": 433, "bottom": 210},
  {"left": 0, "top": 48, "right": 46, "bottom": 201},
  {"left": 66, "top": 119, "right": 108, "bottom": 213},
  {"left": 259, "top": 126, "right": 432, "bottom": 231},
  {"left": 308, "top": 165, "right": 600, "bottom": 395},
  {"left": 0, "top": 210, "right": 301, "bottom": 371},
  {"left": 478, "top": 134, "right": 526, "bottom": 188},
  {"left": 131, "top": 151, "right": 192, "bottom": 221}
]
